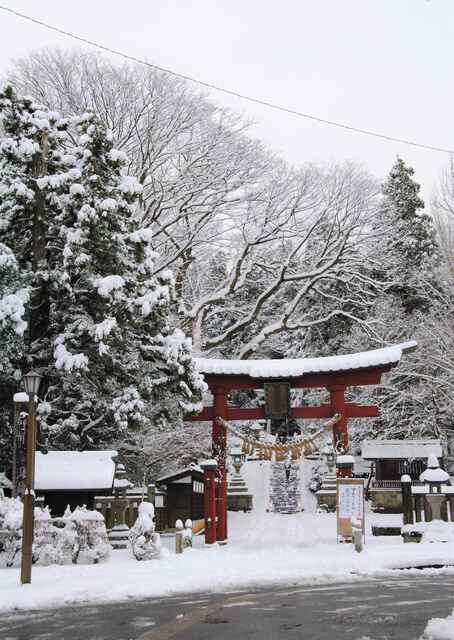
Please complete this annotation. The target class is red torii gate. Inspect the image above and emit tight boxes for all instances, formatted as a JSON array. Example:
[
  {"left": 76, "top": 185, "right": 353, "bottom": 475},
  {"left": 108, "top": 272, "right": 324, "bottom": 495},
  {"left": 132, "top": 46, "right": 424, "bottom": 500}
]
[{"left": 186, "top": 341, "right": 416, "bottom": 543}]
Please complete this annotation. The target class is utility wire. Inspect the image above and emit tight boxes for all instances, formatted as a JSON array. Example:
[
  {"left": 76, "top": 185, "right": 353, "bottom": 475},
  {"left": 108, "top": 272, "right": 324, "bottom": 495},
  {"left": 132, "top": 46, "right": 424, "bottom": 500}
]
[{"left": 1, "top": 4, "right": 453, "bottom": 155}]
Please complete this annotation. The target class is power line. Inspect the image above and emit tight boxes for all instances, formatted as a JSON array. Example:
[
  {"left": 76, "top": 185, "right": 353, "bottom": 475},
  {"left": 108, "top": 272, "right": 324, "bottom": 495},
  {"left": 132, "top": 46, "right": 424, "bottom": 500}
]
[{"left": 1, "top": 4, "right": 453, "bottom": 155}]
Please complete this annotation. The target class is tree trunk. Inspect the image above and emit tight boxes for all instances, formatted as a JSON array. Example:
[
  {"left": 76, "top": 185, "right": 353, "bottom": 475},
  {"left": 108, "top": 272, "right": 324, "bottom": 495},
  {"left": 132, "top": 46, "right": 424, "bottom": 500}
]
[{"left": 29, "top": 133, "right": 49, "bottom": 360}]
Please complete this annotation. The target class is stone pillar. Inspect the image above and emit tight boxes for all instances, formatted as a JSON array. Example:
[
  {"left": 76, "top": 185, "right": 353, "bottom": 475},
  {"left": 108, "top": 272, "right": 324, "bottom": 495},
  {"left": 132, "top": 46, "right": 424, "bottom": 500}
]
[
  {"left": 201, "top": 459, "right": 218, "bottom": 545},
  {"left": 329, "top": 385, "right": 348, "bottom": 453},
  {"left": 401, "top": 474, "right": 413, "bottom": 526}
]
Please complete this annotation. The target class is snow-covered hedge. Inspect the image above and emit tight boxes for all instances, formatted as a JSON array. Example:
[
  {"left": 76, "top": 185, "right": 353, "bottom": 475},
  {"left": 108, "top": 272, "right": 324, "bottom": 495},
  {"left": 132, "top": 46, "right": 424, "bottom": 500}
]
[
  {"left": 0, "top": 497, "right": 22, "bottom": 567},
  {"left": 0, "top": 499, "right": 111, "bottom": 567}
]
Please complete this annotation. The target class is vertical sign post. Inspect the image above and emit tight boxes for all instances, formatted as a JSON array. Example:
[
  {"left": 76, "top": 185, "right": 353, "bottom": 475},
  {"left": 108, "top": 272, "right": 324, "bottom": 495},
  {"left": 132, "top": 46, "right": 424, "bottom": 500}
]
[{"left": 336, "top": 478, "right": 365, "bottom": 542}]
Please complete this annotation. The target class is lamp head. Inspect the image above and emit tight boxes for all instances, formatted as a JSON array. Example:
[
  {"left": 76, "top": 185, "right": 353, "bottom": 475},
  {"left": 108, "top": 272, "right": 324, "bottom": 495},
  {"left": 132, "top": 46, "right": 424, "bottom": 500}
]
[{"left": 22, "top": 369, "right": 42, "bottom": 396}]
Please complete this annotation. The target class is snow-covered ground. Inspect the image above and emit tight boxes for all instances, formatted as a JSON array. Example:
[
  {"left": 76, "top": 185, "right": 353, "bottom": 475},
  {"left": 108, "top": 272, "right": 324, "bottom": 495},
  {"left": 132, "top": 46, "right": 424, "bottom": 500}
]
[
  {"left": 421, "top": 609, "right": 454, "bottom": 639},
  {"left": 1, "top": 458, "right": 454, "bottom": 614}
]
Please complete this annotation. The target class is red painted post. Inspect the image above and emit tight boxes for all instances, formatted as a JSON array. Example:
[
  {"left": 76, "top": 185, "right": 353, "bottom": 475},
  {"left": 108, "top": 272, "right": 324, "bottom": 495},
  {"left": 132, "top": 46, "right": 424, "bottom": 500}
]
[
  {"left": 329, "top": 385, "right": 348, "bottom": 454},
  {"left": 201, "top": 460, "right": 218, "bottom": 544},
  {"left": 213, "top": 389, "right": 228, "bottom": 542}
]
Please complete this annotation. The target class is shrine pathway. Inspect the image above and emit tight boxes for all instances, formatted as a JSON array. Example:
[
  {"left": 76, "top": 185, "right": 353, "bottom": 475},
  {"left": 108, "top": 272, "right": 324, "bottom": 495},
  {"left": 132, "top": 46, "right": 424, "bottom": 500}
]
[{"left": 2, "top": 574, "right": 454, "bottom": 640}]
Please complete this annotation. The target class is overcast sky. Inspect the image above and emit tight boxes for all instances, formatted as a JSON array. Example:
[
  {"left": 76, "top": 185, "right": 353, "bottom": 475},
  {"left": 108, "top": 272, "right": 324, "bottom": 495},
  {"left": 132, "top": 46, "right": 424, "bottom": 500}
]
[{"left": 0, "top": 0, "right": 453, "bottom": 202}]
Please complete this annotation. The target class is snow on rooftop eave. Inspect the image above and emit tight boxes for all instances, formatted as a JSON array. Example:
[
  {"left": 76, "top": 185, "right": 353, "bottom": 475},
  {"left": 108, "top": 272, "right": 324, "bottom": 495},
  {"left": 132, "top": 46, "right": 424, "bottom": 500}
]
[
  {"left": 156, "top": 466, "right": 204, "bottom": 484},
  {"left": 194, "top": 341, "right": 417, "bottom": 379},
  {"left": 362, "top": 439, "right": 442, "bottom": 460}
]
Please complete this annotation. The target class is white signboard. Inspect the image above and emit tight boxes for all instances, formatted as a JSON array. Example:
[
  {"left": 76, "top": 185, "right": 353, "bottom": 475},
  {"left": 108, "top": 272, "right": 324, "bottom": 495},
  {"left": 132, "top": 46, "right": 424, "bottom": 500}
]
[
  {"left": 338, "top": 484, "right": 364, "bottom": 519},
  {"left": 336, "top": 478, "right": 365, "bottom": 541}
]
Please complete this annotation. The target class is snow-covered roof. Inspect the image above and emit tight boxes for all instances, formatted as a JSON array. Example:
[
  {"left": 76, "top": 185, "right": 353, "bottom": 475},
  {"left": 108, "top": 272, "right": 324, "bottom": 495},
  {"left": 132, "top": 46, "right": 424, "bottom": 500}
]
[
  {"left": 194, "top": 341, "right": 416, "bottom": 379},
  {"left": 35, "top": 450, "right": 117, "bottom": 491},
  {"left": 361, "top": 440, "right": 442, "bottom": 460},
  {"left": 156, "top": 465, "right": 204, "bottom": 484}
]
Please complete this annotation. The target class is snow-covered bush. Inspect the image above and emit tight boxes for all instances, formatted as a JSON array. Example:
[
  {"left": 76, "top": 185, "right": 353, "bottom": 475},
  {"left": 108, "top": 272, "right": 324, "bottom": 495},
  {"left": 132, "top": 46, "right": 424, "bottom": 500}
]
[
  {"left": 0, "top": 500, "right": 110, "bottom": 567},
  {"left": 308, "top": 463, "right": 325, "bottom": 494},
  {"left": 64, "top": 506, "right": 111, "bottom": 564},
  {"left": 0, "top": 497, "right": 22, "bottom": 567},
  {"left": 53, "top": 513, "right": 79, "bottom": 564},
  {"left": 32, "top": 506, "right": 62, "bottom": 565},
  {"left": 128, "top": 502, "right": 163, "bottom": 561}
]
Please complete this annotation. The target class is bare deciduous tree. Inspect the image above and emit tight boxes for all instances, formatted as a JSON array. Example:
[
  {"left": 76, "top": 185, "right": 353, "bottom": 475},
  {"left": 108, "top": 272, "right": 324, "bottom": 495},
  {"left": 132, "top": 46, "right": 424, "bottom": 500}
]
[{"left": 9, "top": 50, "right": 384, "bottom": 360}]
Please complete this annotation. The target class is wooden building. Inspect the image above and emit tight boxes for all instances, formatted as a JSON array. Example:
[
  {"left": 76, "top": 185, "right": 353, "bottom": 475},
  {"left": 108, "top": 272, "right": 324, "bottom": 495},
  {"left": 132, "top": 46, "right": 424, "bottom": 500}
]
[
  {"left": 155, "top": 467, "right": 204, "bottom": 530},
  {"left": 35, "top": 450, "right": 118, "bottom": 516},
  {"left": 361, "top": 439, "right": 444, "bottom": 512}
]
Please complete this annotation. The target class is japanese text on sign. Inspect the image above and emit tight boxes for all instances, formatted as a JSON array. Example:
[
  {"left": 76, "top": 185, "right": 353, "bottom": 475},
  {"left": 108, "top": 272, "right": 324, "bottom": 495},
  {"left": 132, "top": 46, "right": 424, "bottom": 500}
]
[{"left": 338, "top": 484, "right": 363, "bottom": 519}]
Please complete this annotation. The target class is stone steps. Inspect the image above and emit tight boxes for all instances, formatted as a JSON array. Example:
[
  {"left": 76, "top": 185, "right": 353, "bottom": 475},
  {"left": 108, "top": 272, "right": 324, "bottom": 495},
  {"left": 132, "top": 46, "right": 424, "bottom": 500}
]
[{"left": 269, "top": 461, "right": 301, "bottom": 514}]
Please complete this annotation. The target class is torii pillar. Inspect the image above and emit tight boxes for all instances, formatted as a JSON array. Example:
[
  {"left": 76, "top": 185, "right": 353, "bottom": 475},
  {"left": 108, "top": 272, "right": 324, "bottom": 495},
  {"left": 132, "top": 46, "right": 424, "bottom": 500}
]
[
  {"left": 212, "top": 388, "right": 228, "bottom": 542},
  {"left": 328, "top": 385, "right": 348, "bottom": 453}
]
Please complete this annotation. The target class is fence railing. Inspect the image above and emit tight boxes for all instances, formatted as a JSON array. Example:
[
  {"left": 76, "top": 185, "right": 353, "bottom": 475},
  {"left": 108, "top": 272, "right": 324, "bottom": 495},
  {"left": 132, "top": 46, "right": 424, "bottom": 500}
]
[{"left": 372, "top": 480, "right": 425, "bottom": 489}]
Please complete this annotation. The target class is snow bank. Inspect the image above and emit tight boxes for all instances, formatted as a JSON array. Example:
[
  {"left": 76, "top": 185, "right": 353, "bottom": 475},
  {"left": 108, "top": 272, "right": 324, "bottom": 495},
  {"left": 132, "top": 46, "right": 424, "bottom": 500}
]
[{"left": 421, "top": 609, "right": 454, "bottom": 639}]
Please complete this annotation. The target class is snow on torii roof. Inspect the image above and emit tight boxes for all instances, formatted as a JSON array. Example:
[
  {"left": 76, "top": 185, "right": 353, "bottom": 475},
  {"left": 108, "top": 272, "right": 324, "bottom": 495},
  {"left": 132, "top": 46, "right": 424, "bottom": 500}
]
[
  {"left": 194, "top": 341, "right": 417, "bottom": 379},
  {"left": 35, "top": 450, "right": 117, "bottom": 491}
]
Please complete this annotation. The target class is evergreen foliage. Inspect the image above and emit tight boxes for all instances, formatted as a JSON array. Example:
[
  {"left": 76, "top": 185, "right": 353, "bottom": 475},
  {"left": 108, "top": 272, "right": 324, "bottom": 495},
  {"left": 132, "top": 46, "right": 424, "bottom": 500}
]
[
  {"left": 379, "top": 156, "right": 439, "bottom": 313},
  {"left": 0, "top": 85, "right": 204, "bottom": 480},
  {"left": 358, "top": 158, "right": 442, "bottom": 441}
]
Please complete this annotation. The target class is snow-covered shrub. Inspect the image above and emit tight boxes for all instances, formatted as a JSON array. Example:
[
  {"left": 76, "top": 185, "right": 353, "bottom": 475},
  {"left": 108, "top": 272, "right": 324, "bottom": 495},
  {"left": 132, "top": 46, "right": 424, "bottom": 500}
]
[
  {"left": 0, "top": 500, "right": 111, "bottom": 567},
  {"left": 128, "top": 502, "right": 163, "bottom": 561},
  {"left": 308, "top": 463, "right": 325, "bottom": 493},
  {"left": 32, "top": 507, "right": 62, "bottom": 565},
  {"left": 0, "top": 497, "right": 22, "bottom": 567},
  {"left": 53, "top": 513, "right": 79, "bottom": 564},
  {"left": 67, "top": 506, "right": 111, "bottom": 564}
]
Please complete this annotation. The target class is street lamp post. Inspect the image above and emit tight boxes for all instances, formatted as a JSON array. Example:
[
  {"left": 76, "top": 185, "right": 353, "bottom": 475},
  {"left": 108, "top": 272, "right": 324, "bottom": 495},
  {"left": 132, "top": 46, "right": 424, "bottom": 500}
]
[{"left": 20, "top": 370, "right": 42, "bottom": 585}]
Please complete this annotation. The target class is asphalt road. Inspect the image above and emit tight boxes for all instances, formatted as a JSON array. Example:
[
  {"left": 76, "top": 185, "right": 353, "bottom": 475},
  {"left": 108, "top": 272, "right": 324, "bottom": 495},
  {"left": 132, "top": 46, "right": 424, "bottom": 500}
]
[{"left": 2, "top": 574, "right": 454, "bottom": 640}]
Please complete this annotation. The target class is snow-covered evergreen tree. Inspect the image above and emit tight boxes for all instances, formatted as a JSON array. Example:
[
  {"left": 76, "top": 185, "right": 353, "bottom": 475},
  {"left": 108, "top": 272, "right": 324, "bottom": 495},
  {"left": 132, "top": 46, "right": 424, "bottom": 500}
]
[
  {"left": 0, "top": 86, "right": 204, "bottom": 478},
  {"left": 358, "top": 158, "right": 441, "bottom": 441},
  {"left": 378, "top": 156, "right": 439, "bottom": 313},
  {"left": 43, "top": 112, "right": 205, "bottom": 465},
  {"left": 0, "top": 84, "right": 74, "bottom": 472}
]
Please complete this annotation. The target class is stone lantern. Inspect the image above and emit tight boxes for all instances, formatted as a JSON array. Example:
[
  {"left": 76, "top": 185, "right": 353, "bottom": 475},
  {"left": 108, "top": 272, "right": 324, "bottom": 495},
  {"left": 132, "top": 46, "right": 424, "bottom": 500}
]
[
  {"left": 419, "top": 453, "right": 450, "bottom": 521},
  {"left": 419, "top": 454, "right": 450, "bottom": 493},
  {"left": 230, "top": 445, "right": 246, "bottom": 475},
  {"left": 108, "top": 462, "right": 133, "bottom": 550},
  {"left": 319, "top": 443, "right": 334, "bottom": 472}
]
